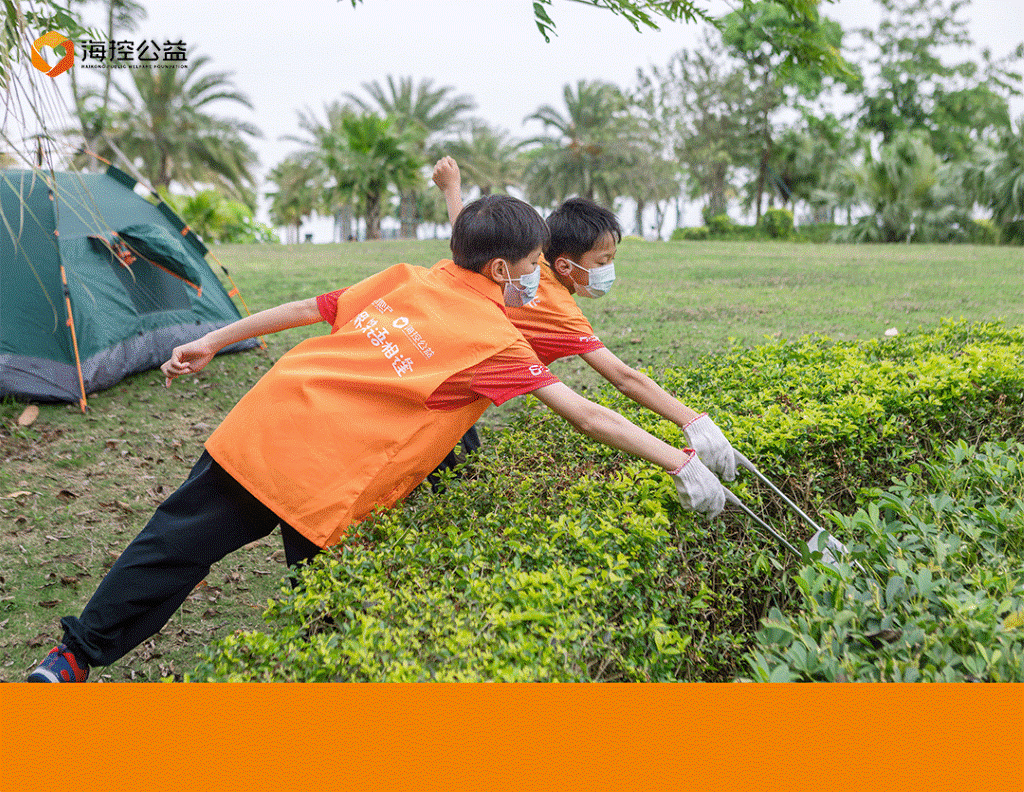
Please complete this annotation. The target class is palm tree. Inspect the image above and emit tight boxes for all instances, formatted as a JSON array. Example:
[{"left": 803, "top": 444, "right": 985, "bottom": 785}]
[
  {"left": 288, "top": 102, "right": 356, "bottom": 240},
  {"left": 522, "top": 80, "right": 634, "bottom": 207},
  {"left": 346, "top": 76, "right": 474, "bottom": 237},
  {"left": 267, "top": 153, "right": 324, "bottom": 244},
  {"left": 445, "top": 122, "right": 524, "bottom": 196},
  {"left": 293, "top": 104, "right": 423, "bottom": 241},
  {"left": 966, "top": 117, "right": 1024, "bottom": 228},
  {"left": 289, "top": 102, "right": 423, "bottom": 240},
  {"left": 64, "top": 0, "right": 146, "bottom": 164},
  {"left": 837, "top": 131, "right": 960, "bottom": 243},
  {"left": 102, "top": 54, "right": 261, "bottom": 205}
]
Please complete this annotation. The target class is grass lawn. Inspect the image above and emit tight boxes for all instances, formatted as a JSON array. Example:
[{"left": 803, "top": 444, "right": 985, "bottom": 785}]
[{"left": 1, "top": 238, "right": 1022, "bottom": 682}]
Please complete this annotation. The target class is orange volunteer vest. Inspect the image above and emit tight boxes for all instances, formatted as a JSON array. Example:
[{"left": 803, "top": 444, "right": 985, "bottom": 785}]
[{"left": 205, "top": 261, "right": 522, "bottom": 548}]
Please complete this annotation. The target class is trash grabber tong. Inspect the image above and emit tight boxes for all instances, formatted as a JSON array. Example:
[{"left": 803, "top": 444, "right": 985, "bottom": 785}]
[{"left": 727, "top": 450, "right": 857, "bottom": 571}]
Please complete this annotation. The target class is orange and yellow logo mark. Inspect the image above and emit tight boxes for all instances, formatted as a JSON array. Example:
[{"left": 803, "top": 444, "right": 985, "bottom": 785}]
[{"left": 31, "top": 32, "right": 75, "bottom": 77}]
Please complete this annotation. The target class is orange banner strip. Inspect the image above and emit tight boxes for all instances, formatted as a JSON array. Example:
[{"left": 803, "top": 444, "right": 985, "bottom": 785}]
[{"left": 1, "top": 684, "right": 1020, "bottom": 791}]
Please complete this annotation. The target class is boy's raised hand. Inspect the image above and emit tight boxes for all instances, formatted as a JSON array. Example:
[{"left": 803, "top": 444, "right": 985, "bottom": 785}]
[
  {"left": 432, "top": 156, "right": 461, "bottom": 193},
  {"left": 161, "top": 337, "right": 216, "bottom": 387}
]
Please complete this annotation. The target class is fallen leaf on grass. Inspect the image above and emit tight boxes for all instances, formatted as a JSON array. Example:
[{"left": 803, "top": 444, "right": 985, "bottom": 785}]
[
  {"left": 17, "top": 405, "right": 39, "bottom": 427},
  {"left": 60, "top": 576, "right": 80, "bottom": 587},
  {"left": 1, "top": 491, "right": 33, "bottom": 500},
  {"left": 37, "top": 600, "right": 60, "bottom": 609},
  {"left": 57, "top": 489, "right": 79, "bottom": 501},
  {"left": 100, "top": 500, "right": 136, "bottom": 514},
  {"left": 27, "top": 633, "right": 50, "bottom": 647}
]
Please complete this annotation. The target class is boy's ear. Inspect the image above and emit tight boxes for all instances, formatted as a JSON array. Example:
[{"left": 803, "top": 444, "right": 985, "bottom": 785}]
[
  {"left": 485, "top": 257, "right": 508, "bottom": 283},
  {"left": 552, "top": 256, "right": 573, "bottom": 276}
]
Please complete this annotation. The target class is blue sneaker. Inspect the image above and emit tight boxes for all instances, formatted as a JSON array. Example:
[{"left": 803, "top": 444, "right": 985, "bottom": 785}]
[{"left": 27, "top": 644, "right": 89, "bottom": 683}]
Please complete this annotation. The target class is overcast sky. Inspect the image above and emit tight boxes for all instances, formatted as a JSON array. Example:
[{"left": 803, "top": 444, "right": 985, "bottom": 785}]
[{"left": 64, "top": 0, "right": 1024, "bottom": 235}]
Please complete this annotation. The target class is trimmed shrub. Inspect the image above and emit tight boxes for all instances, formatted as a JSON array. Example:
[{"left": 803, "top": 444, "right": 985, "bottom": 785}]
[
  {"left": 759, "top": 208, "right": 794, "bottom": 239},
  {"left": 706, "top": 213, "right": 737, "bottom": 237},
  {"left": 1000, "top": 219, "right": 1024, "bottom": 246},
  {"left": 671, "top": 226, "right": 710, "bottom": 241},
  {"left": 190, "top": 321, "right": 1024, "bottom": 682},
  {"left": 794, "top": 223, "right": 840, "bottom": 244},
  {"left": 965, "top": 218, "right": 998, "bottom": 245}
]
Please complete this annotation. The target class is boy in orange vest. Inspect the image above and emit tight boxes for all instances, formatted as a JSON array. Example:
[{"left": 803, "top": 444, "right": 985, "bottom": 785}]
[
  {"left": 28, "top": 195, "right": 725, "bottom": 682},
  {"left": 432, "top": 157, "right": 738, "bottom": 484}
]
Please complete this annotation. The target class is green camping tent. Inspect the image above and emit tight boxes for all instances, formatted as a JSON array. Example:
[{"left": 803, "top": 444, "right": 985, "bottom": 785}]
[{"left": 1, "top": 165, "right": 258, "bottom": 408}]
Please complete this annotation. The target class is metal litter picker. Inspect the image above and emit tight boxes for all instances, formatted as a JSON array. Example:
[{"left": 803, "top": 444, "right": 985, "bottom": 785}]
[{"left": 725, "top": 451, "right": 855, "bottom": 571}]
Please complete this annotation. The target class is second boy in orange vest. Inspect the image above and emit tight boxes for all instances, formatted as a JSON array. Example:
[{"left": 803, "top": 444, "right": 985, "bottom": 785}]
[{"left": 432, "top": 156, "right": 739, "bottom": 484}]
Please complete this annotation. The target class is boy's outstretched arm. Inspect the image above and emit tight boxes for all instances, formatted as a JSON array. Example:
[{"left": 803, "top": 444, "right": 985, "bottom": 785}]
[
  {"left": 531, "top": 381, "right": 725, "bottom": 515},
  {"left": 161, "top": 298, "right": 322, "bottom": 386},
  {"left": 580, "top": 347, "right": 737, "bottom": 481},
  {"left": 432, "top": 156, "right": 465, "bottom": 226}
]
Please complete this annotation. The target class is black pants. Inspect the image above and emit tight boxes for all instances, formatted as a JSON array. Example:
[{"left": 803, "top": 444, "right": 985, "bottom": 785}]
[
  {"left": 61, "top": 451, "right": 320, "bottom": 668},
  {"left": 426, "top": 425, "right": 481, "bottom": 491}
]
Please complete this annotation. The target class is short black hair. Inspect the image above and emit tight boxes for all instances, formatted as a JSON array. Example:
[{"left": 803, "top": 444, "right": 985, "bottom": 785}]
[
  {"left": 544, "top": 197, "right": 622, "bottom": 263},
  {"left": 450, "top": 195, "right": 549, "bottom": 273}
]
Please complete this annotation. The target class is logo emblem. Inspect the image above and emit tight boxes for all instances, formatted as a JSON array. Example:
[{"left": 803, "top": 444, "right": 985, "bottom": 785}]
[{"left": 31, "top": 32, "right": 75, "bottom": 77}]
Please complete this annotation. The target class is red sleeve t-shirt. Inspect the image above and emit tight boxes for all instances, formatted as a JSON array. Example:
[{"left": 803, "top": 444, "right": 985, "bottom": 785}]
[{"left": 317, "top": 289, "right": 559, "bottom": 407}]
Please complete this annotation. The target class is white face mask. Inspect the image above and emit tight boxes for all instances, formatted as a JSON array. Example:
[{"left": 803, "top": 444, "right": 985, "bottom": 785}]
[
  {"left": 567, "top": 259, "right": 616, "bottom": 298},
  {"left": 502, "top": 262, "right": 541, "bottom": 307}
]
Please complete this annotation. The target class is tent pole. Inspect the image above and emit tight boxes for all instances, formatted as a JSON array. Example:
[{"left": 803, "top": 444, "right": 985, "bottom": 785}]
[{"left": 60, "top": 264, "right": 88, "bottom": 412}]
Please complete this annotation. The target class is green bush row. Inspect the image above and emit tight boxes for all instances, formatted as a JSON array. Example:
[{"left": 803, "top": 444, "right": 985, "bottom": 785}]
[
  {"left": 668, "top": 216, "right": 1011, "bottom": 244},
  {"left": 670, "top": 213, "right": 825, "bottom": 244},
  {"left": 190, "top": 321, "right": 1024, "bottom": 682},
  {"left": 746, "top": 439, "right": 1023, "bottom": 682}
]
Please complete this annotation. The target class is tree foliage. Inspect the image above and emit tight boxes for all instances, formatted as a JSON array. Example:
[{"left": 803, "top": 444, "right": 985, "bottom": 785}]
[
  {"left": 855, "top": 0, "right": 1022, "bottom": 160},
  {"left": 964, "top": 117, "right": 1024, "bottom": 227},
  {"left": 444, "top": 121, "right": 524, "bottom": 197},
  {"left": 720, "top": 1, "right": 855, "bottom": 220},
  {"left": 291, "top": 103, "right": 423, "bottom": 240},
  {"left": 522, "top": 79, "right": 635, "bottom": 207},
  {"left": 338, "top": 0, "right": 850, "bottom": 75},
  {"left": 346, "top": 75, "right": 474, "bottom": 237},
  {"left": 0, "top": 0, "right": 95, "bottom": 87},
  {"left": 640, "top": 43, "right": 754, "bottom": 219},
  {"left": 266, "top": 153, "right": 325, "bottom": 243},
  {"left": 95, "top": 53, "right": 261, "bottom": 204}
]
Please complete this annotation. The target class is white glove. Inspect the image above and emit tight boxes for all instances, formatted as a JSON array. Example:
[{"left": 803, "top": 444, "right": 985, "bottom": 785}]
[
  {"left": 683, "top": 413, "right": 737, "bottom": 482},
  {"left": 670, "top": 453, "right": 726, "bottom": 517}
]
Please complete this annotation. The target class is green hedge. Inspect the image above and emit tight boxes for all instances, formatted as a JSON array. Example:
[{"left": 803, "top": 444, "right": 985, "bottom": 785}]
[
  {"left": 746, "top": 439, "right": 1023, "bottom": 682},
  {"left": 190, "top": 321, "right": 1024, "bottom": 682}
]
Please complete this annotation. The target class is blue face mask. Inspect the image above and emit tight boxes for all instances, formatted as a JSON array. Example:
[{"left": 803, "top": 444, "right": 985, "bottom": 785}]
[
  {"left": 568, "top": 259, "right": 616, "bottom": 298},
  {"left": 502, "top": 263, "right": 541, "bottom": 307}
]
